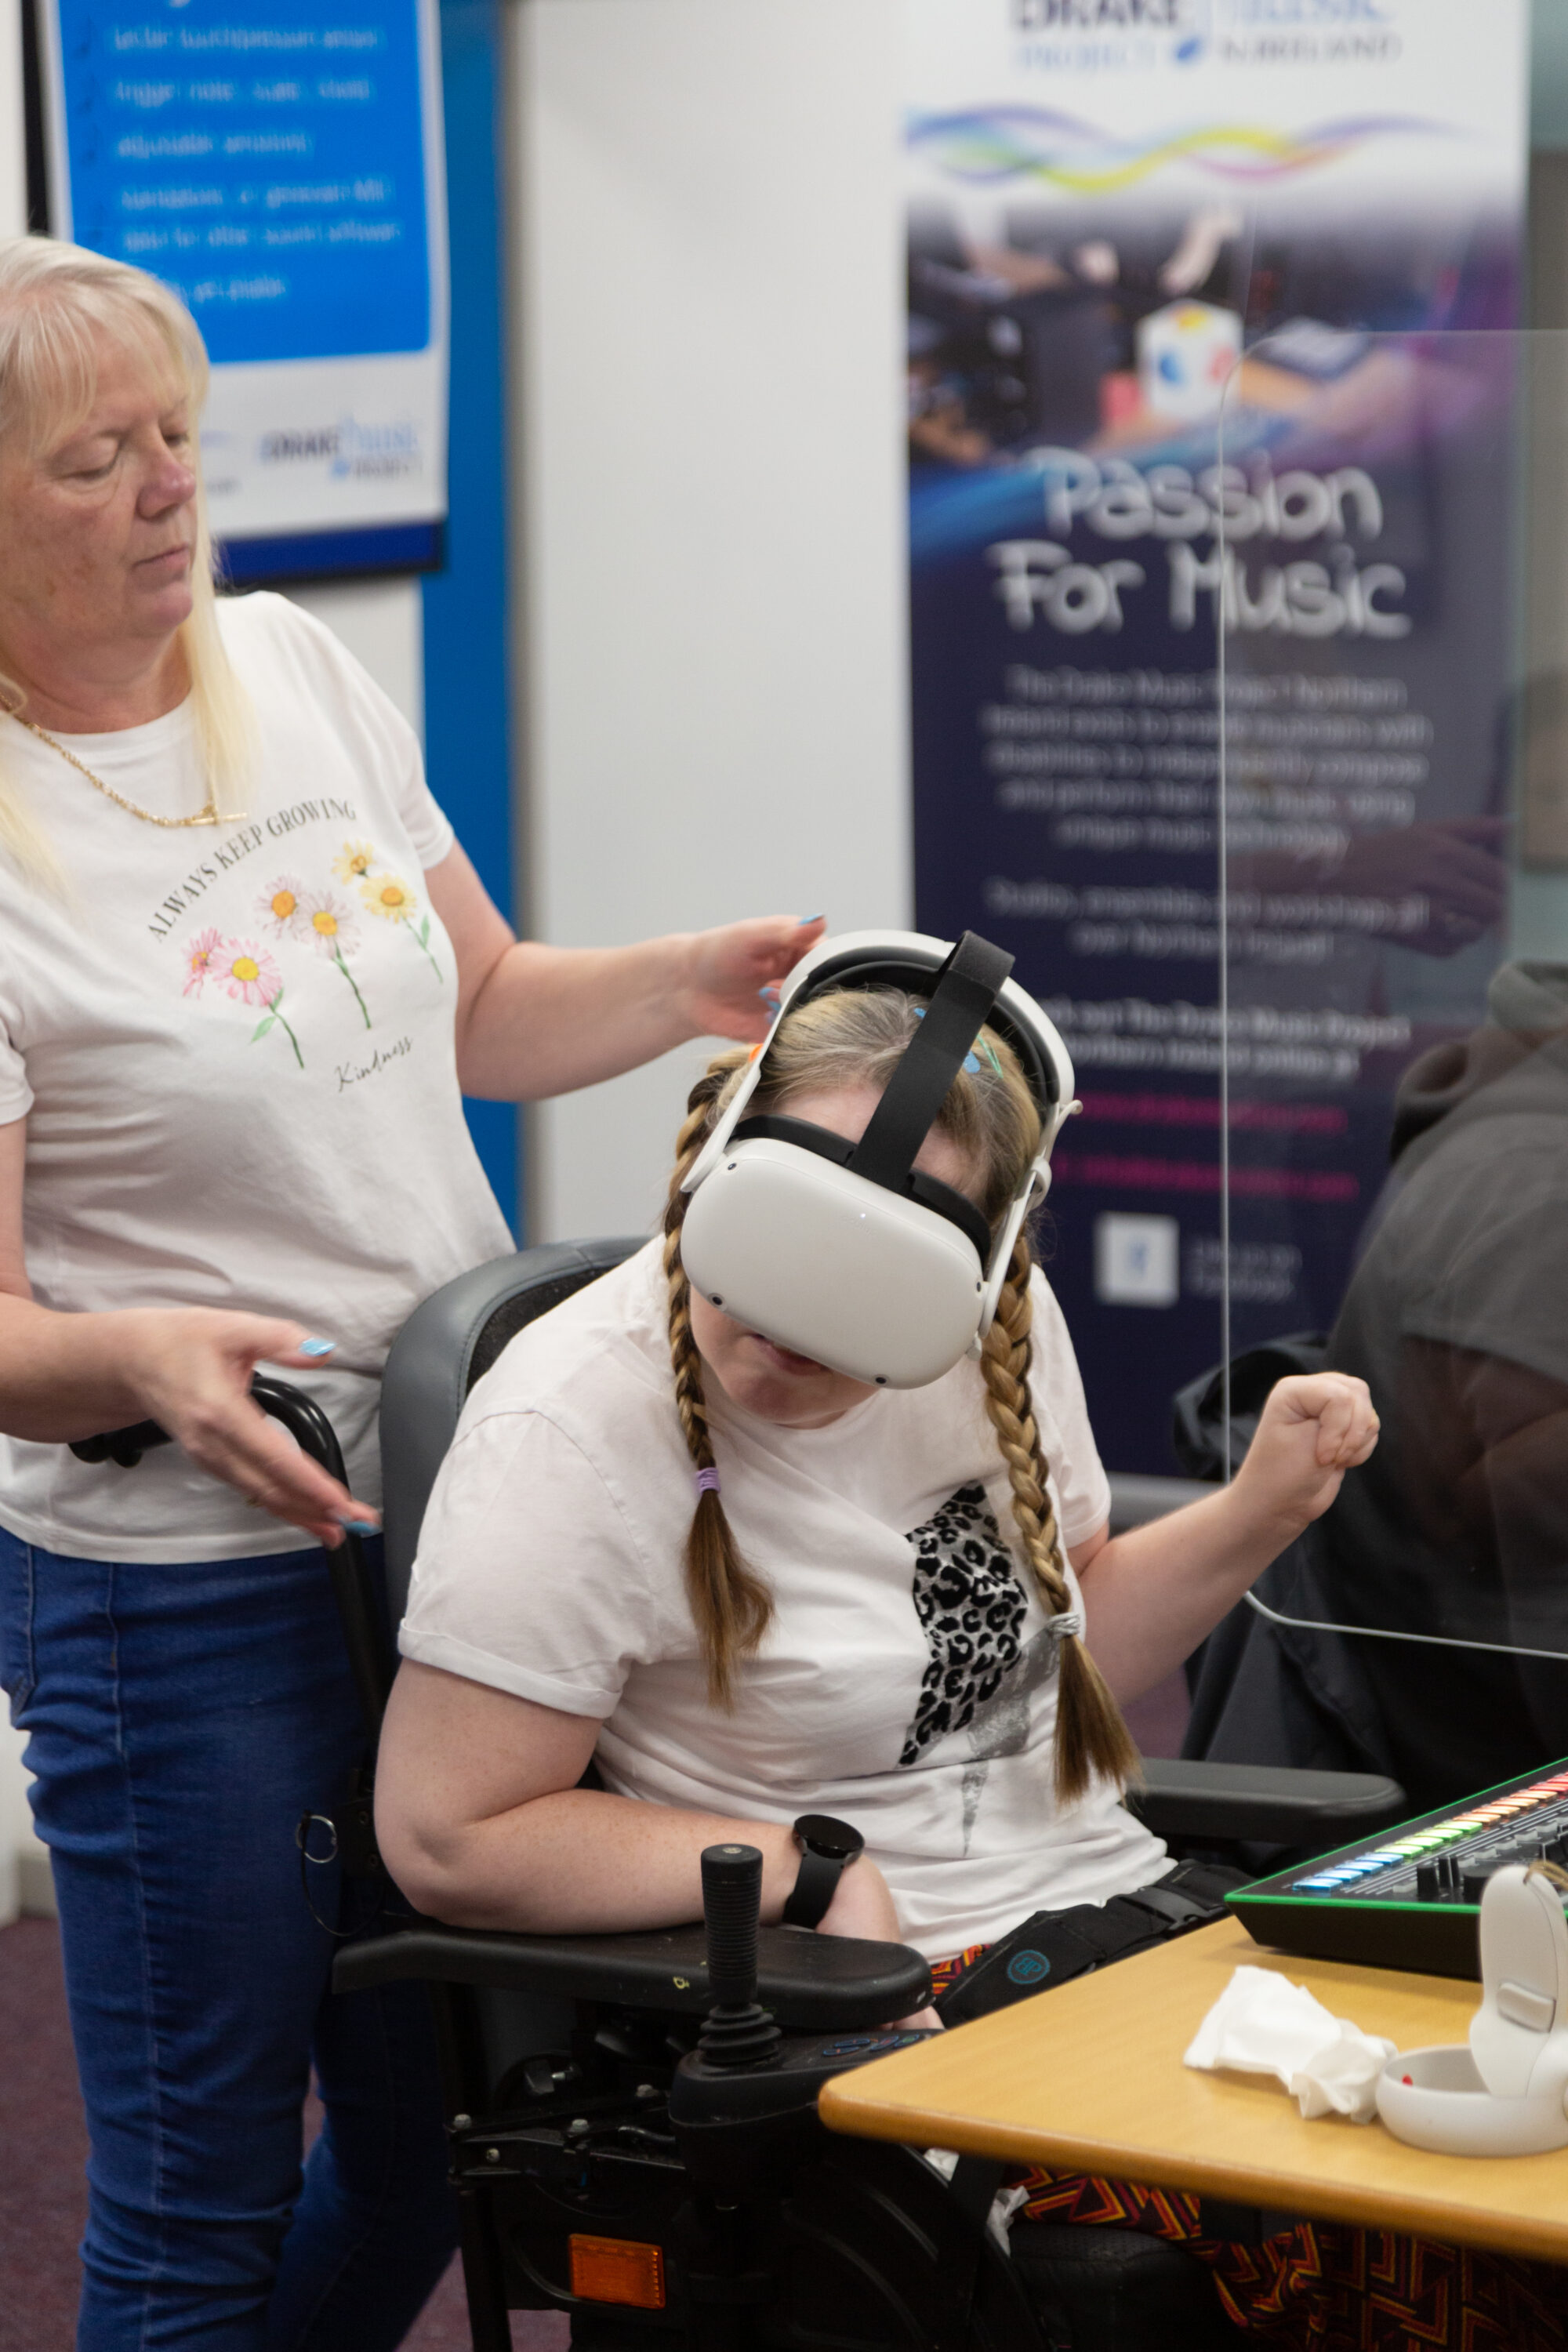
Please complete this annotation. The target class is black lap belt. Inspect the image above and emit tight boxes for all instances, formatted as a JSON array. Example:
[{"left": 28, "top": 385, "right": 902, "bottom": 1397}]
[
  {"left": 933, "top": 1867, "right": 1236, "bottom": 2031},
  {"left": 1120, "top": 1882, "right": 1215, "bottom": 1930}
]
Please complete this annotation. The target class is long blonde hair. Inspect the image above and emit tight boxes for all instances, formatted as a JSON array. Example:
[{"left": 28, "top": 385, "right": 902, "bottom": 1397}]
[
  {"left": 0, "top": 237, "right": 254, "bottom": 885},
  {"left": 662, "top": 986, "right": 1139, "bottom": 1806}
]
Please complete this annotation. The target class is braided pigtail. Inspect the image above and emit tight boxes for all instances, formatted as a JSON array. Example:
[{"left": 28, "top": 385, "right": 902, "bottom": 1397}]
[
  {"left": 980, "top": 1232, "right": 1141, "bottom": 1807},
  {"left": 662, "top": 1059, "right": 775, "bottom": 1706}
]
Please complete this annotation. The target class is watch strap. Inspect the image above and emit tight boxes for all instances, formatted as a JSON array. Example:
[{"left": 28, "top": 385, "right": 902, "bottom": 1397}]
[{"left": 782, "top": 1842, "right": 849, "bottom": 1929}]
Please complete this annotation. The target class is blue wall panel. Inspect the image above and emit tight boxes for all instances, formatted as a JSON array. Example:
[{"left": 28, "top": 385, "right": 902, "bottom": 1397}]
[{"left": 423, "top": 0, "right": 519, "bottom": 1231}]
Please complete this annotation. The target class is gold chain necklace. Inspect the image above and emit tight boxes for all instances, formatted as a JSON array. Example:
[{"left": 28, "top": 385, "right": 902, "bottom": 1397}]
[{"left": 7, "top": 708, "right": 245, "bottom": 829}]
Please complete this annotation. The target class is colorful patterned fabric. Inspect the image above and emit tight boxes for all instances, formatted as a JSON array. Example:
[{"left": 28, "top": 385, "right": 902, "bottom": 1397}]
[{"left": 927, "top": 1947, "right": 1568, "bottom": 2351}]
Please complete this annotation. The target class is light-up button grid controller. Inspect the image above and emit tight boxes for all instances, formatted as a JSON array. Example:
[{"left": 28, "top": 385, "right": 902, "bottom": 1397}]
[{"left": 1229, "top": 1761, "right": 1568, "bottom": 1979}]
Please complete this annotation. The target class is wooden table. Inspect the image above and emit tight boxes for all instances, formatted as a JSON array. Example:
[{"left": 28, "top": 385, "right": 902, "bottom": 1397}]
[{"left": 818, "top": 1917, "right": 1568, "bottom": 2263}]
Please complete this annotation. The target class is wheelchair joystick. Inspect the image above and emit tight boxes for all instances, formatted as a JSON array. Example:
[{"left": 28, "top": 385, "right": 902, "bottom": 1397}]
[{"left": 696, "top": 1844, "right": 783, "bottom": 2070}]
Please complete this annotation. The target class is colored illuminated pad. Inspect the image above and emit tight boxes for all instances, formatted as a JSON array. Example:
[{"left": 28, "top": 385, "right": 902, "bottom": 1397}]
[{"left": 1294, "top": 1877, "right": 1342, "bottom": 1891}]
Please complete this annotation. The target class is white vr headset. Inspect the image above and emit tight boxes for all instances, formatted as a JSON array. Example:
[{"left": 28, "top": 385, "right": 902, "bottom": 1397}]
[{"left": 680, "top": 928, "right": 1080, "bottom": 1389}]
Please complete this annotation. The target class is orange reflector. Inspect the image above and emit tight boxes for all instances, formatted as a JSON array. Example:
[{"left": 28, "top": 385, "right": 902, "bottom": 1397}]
[{"left": 568, "top": 2233, "right": 666, "bottom": 2309}]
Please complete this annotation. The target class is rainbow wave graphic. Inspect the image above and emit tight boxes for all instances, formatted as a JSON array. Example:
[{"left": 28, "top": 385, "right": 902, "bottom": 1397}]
[{"left": 906, "top": 107, "right": 1461, "bottom": 195}]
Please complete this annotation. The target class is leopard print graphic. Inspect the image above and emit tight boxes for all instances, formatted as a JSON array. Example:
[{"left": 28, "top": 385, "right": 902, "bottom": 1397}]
[{"left": 899, "top": 1483, "right": 1029, "bottom": 1766}]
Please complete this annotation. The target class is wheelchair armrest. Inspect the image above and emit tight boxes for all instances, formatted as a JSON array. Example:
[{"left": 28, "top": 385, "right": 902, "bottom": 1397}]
[
  {"left": 332, "top": 1916, "right": 933, "bottom": 2031},
  {"left": 1125, "top": 1757, "right": 1406, "bottom": 1846}
]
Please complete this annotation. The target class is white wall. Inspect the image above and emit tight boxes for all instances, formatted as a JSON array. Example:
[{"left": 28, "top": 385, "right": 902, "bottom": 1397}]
[{"left": 513, "top": 0, "right": 910, "bottom": 1243}]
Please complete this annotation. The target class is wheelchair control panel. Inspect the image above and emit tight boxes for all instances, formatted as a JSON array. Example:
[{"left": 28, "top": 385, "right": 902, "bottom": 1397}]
[{"left": 430, "top": 1843, "right": 1045, "bottom": 2349}]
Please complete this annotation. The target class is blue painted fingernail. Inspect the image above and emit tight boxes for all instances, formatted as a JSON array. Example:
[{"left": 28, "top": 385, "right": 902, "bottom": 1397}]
[
  {"left": 758, "top": 984, "right": 782, "bottom": 1005},
  {"left": 299, "top": 1337, "right": 335, "bottom": 1358},
  {"left": 336, "top": 1514, "right": 379, "bottom": 1535},
  {"left": 798, "top": 913, "right": 824, "bottom": 924},
  {"left": 963, "top": 1050, "right": 982, "bottom": 1075}
]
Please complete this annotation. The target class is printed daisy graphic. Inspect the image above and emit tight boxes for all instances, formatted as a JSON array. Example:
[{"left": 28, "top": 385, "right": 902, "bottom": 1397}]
[
  {"left": 256, "top": 876, "right": 307, "bottom": 938},
  {"left": 361, "top": 872, "right": 442, "bottom": 980},
  {"left": 182, "top": 927, "right": 223, "bottom": 997},
  {"left": 303, "top": 889, "right": 361, "bottom": 956},
  {"left": 216, "top": 938, "right": 281, "bottom": 1007},
  {"left": 249, "top": 986, "right": 305, "bottom": 1069},
  {"left": 361, "top": 873, "right": 417, "bottom": 924},
  {"left": 212, "top": 938, "right": 303, "bottom": 1069},
  {"left": 332, "top": 839, "right": 378, "bottom": 884},
  {"left": 303, "top": 889, "right": 372, "bottom": 1029}
]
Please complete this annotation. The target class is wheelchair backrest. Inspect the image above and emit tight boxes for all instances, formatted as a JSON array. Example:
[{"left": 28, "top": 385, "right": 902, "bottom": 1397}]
[{"left": 379, "top": 1235, "right": 642, "bottom": 1619}]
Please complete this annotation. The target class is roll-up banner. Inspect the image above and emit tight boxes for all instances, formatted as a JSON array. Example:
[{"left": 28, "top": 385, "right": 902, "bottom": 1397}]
[
  {"left": 38, "top": 0, "right": 448, "bottom": 582},
  {"left": 906, "top": 0, "right": 1529, "bottom": 1472}
]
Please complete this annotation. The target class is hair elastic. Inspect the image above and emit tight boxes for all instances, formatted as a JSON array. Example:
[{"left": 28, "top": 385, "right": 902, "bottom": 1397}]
[
  {"left": 1046, "top": 1607, "right": 1084, "bottom": 1642},
  {"left": 695, "top": 1465, "right": 722, "bottom": 1497},
  {"left": 909, "top": 1002, "right": 1000, "bottom": 1079}
]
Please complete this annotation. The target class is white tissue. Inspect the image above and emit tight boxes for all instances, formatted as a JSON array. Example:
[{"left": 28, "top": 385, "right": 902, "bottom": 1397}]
[{"left": 1183, "top": 1964, "right": 1397, "bottom": 2123}]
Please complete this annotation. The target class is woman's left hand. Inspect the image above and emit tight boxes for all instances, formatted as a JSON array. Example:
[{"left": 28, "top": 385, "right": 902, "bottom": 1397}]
[
  {"left": 1231, "top": 1372, "right": 1380, "bottom": 1537},
  {"left": 676, "top": 916, "right": 826, "bottom": 1042}
]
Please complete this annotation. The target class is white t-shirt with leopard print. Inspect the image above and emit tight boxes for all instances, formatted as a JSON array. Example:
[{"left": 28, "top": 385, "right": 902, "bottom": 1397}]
[{"left": 398, "top": 1240, "right": 1167, "bottom": 1958}]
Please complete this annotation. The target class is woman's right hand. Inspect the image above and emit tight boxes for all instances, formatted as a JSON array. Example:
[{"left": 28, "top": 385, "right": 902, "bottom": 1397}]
[{"left": 119, "top": 1307, "right": 379, "bottom": 1548}]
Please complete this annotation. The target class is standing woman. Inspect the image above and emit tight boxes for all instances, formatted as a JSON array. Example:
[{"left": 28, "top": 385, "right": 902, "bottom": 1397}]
[{"left": 0, "top": 235, "right": 822, "bottom": 2352}]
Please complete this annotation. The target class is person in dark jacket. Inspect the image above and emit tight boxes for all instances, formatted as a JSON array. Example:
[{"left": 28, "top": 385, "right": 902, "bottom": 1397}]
[{"left": 1187, "top": 959, "right": 1568, "bottom": 1812}]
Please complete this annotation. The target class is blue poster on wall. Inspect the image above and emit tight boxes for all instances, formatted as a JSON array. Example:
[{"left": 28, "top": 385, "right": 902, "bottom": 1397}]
[
  {"left": 40, "top": 0, "right": 448, "bottom": 579},
  {"left": 906, "top": 0, "right": 1528, "bottom": 1474}
]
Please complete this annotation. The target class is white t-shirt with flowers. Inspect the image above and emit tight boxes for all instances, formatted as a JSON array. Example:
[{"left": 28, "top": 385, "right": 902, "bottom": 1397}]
[{"left": 0, "top": 590, "right": 512, "bottom": 1563}]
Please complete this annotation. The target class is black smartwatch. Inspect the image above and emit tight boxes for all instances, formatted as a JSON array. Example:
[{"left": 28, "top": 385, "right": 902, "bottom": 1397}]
[{"left": 782, "top": 1813, "right": 865, "bottom": 1928}]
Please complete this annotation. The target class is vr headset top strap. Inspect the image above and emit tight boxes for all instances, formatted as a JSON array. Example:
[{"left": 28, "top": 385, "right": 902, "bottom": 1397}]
[{"left": 843, "top": 932, "right": 1014, "bottom": 1194}]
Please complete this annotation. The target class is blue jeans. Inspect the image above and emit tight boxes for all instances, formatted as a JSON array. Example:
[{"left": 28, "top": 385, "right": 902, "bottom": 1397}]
[{"left": 0, "top": 1526, "right": 458, "bottom": 2350}]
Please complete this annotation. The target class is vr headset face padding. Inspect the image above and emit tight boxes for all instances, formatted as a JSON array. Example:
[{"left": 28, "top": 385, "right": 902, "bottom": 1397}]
[{"left": 679, "top": 1138, "right": 988, "bottom": 1389}]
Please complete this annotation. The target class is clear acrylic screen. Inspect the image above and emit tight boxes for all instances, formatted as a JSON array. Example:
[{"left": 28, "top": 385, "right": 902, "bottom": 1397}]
[{"left": 1216, "top": 329, "right": 1568, "bottom": 1730}]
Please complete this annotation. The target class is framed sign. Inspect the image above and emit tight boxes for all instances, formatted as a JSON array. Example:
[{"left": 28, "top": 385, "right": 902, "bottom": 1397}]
[{"left": 38, "top": 0, "right": 448, "bottom": 581}]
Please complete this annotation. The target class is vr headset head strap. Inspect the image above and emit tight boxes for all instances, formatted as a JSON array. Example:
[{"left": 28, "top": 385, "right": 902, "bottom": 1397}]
[{"left": 845, "top": 931, "right": 1015, "bottom": 1194}]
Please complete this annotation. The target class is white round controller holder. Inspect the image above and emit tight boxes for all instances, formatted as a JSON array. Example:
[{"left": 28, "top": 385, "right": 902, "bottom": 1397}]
[{"left": 1376, "top": 1865, "right": 1568, "bottom": 2156}]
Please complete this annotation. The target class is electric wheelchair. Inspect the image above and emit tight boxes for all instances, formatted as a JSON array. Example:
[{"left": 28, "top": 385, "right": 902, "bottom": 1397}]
[{"left": 78, "top": 1239, "right": 1406, "bottom": 2352}]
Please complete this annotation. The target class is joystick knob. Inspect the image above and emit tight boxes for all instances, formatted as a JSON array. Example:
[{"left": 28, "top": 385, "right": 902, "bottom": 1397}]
[{"left": 696, "top": 1844, "right": 782, "bottom": 2071}]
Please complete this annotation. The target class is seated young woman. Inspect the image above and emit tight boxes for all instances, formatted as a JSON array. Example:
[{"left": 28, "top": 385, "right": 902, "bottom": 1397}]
[
  {"left": 376, "top": 975, "right": 1568, "bottom": 2350},
  {"left": 376, "top": 978, "right": 1373, "bottom": 1958}
]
